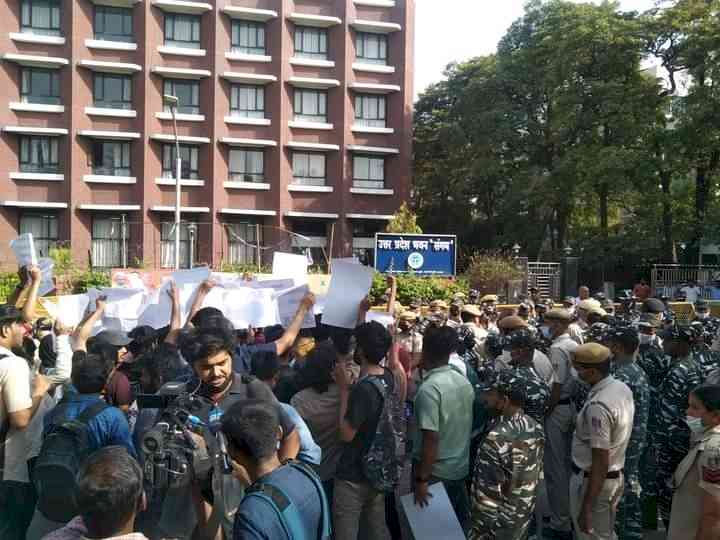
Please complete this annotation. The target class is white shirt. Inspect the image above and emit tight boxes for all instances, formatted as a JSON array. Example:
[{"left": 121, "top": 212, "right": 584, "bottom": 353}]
[
  {"left": 0, "top": 345, "right": 33, "bottom": 482},
  {"left": 550, "top": 334, "right": 579, "bottom": 400},
  {"left": 680, "top": 285, "right": 702, "bottom": 304}
]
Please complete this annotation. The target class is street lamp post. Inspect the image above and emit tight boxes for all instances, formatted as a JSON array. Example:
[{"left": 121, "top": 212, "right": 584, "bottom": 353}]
[{"left": 163, "top": 94, "right": 182, "bottom": 270}]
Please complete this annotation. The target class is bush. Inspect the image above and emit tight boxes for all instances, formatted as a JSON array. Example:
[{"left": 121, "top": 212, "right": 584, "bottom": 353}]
[
  {"left": 0, "top": 272, "right": 20, "bottom": 303},
  {"left": 465, "top": 252, "right": 524, "bottom": 296},
  {"left": 370, "top": 273, "right": 468, "bottom": 305},
  {"left": 73, "top": 271, "right": 111, "bottom": 293}
]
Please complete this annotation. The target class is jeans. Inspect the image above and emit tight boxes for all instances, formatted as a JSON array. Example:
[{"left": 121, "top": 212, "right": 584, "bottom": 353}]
[
  {"left": 333, "top": 479, "right": 391, "bottom": 540},
  {"left": 0, "top": 480, "right": 36, "bottom": 540}
]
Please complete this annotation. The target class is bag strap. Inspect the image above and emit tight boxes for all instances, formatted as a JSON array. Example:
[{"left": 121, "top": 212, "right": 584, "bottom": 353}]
[
  {"left": 76, "top": 401, "right": 110, "bottom": 425},
  {"left": 286, "top": 461, "right": 332, "bottom": 540}
]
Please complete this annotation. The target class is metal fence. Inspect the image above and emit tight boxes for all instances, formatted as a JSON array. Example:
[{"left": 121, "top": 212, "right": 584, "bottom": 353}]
[
  {"left": 651, "top": 264, "right": 720, "bottom": 299},
  {"left": 527, "top": 262, "right": 562, "bottom": 299}
]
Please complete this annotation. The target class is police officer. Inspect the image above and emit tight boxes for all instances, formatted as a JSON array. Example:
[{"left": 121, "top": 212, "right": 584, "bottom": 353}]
[
  {"left": 655, "top": 324, "right": 705, "bottom": 527},
  {"left": 570, "top": 343, "right": 635, "bottom": 540},
  {"left": 397, "top": 310, "right": 423, "bottom": 369},
  {"left": 469, "top": 370, "right": 545, "bottom": 540},
  {"left": 497, "top": 316, "right": 554, "bottom": 387},
  {"left": 606, "top": 326, "right": 651, "bottom": 540},
  {"left": 541, "top": 308, "right": 579, "bottom": 540},
  {"left": 506, "top": 329, "right": 551, "bottom": 424}
]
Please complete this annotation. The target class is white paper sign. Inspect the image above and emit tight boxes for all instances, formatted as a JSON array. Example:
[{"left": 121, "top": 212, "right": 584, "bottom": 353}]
[
  {"left": 37, "top": 258, "right": 55, "bottom": 297},
  {"left": 10, "top": 233, "right": 37, "bottom": 267},
  {"left": 101, "top": 288, "right": 147, "bottom": 320},
  {"left": 224, "top": 288, "right": 279, "bottom": 329},
  {"left": 171, "top": 266, "right": 211, "bottom": 287},
  {"left": 366, "top": 311, "right": 395, "bottom": 328},
  {"left": 321, "top": 260, "right": 374, "bottom": 328},
  {"left": 272, "top": 252, "right": 308, "bottom": 284},
  {"left": 250, "top": 278, "right": 296, "bottom": 292},
  {"left": 277, "top": 285, "right": 315, "bottom": 329},
  {"left": 399, "top": 483, "right": 465, "bottom": 540}
]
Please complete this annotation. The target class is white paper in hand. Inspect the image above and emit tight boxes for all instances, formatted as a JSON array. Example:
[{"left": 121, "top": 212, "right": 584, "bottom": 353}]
[
  {"left": 37, "top": 258, "right": 55, "bottom": 297},
  {"left": 224, "top": 288, "right": 279, "bottom": 329},
  {"left": 366, "top": 311, "right": 395, "bottom": 328},
  {"left": 10, "top": 233, "right": 37, "bottom": 267},
  {"left": 272, "top": 252, "right": 308, "bottom": 284},
  {"left": 101, "top": 288, "right": 147, "bottom": 319},
  {"left": 277, "top": 285, "right": 315, "bottom": 329},
  {"left": 48, "top": 294, "right": 90, "bottom": 327},
  {"left": 399, "top": 483, "right": 465, "bottom": 540},
  {"left": 321, "top": 260, "right": 374, "bottom": 328},
  {"left": 171, "top": 266, "right": 211, "bottom": 286}
]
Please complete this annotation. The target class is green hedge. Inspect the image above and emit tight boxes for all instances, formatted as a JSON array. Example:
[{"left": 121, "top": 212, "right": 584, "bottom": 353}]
[
  {"left": 0, "top": 270, "right": 111, "bottom": 303},
  {"left": 370, "top": 274, "right": 468, "bottom": 305}
]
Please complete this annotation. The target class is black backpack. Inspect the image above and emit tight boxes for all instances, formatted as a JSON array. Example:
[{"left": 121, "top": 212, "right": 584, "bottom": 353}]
[{"left": 33, "top": 399, "right": 109, "bottom": 522}]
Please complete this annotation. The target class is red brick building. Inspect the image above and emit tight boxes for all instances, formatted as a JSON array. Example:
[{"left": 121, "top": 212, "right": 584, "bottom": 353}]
[{"left": 0, "top": 0, "right": 414, "bottom": 269}]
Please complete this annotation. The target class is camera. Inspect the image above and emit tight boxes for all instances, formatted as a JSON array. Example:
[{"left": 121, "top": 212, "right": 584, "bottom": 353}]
[{"left": 137, "top": 383, "right": 214, "bottom": 491}]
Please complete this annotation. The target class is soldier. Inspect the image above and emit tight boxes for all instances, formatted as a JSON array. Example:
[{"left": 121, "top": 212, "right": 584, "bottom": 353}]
[
  {"left": 506, "top": 329, "right": 551, "bottom": 424},
  {"left": 690, "top": 320, "right": 720, "bottom": 380},
  {"left": 469, "top": 370, "right": 545, "bottom": 540},
  {"left": 570, "top": 343, "right": 635, "bottom": 540},
  {"left": 655, "top": 324, "right": 705, "bottom": 527},
  {"left": 606, "top": 326, "right": 651, "bottom": 540},
  {"left": 496, "top": 316, "right": 555, "bottom": 387},
  {"left": 541, "top": 308, "right": 579, "bottom": 540}
]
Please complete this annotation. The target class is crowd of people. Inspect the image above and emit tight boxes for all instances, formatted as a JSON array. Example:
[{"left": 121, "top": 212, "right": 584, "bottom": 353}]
[{"left": 1, "top": 265, "right": 720, "bottom": 540}]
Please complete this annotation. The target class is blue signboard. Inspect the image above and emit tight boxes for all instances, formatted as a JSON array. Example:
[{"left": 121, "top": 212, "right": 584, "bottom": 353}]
[{"left": 374, "top": 233, "right": 457, "bottom": 276}]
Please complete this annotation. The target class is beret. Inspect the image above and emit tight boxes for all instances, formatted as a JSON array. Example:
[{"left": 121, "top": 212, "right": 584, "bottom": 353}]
[
  {"left": 642, "top": 298, "right": 666, "bottom": 314},
  {"left": 498, "top": 315, "right": 528, "bottom": 330},
  {"left": 574, "top": 342, "right": 611, "bottom": 365},
  {"left": 461, "top": 304, "right": 483, "bottom": 318},
  {"left": 577, "top": 299, "right": 602, "bottom": 311},
  {"left": 480, "top": 294, "right": 499, "bottom": 303},
  {"left": 544, "top": 309, "right": 573, "bottom": 322},
  {"left": 429, "top": 300, "right": 448, "bottom": 310}
]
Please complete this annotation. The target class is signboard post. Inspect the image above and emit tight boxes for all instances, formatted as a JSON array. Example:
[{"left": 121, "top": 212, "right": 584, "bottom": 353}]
[{"left": 374, "top": 233, "right": 457, "bottom": 277}]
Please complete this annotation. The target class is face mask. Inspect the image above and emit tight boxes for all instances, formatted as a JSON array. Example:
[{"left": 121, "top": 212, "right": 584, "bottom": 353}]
[
  {"left": 686, "top": 415, "right": 705, "bottom": 435},
  {"left": 540, "top": 326, "right": 551, "bottom": 338},
  {"left": 639, "top": 334, "right": 654, "bottom": 346},
  {"left": 697, "top": 312, "right": 709, "bottom": 320}
]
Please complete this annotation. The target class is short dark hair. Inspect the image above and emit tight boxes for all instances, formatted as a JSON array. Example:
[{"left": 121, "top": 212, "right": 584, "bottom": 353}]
[
  {"left": 0, "top": 304, "right": 22, "bottom": 338},
  {"left": 609, "top": 332, "right": 639, "bottom": 355},
  {"left": 76, "top": 446, "right": 143, "bottom": 538},
  {"left": 296, "top": 340, "right": 337, "bottom": 393},
  {"left": 423, "top": 325, "right": 459, "bottom": 363},
  {"left": 355, "top": 321, "right": 392, "bottom": 365},
  {"left": 692, "top": 384, "right": 720, "bottom": 413},
  {"left": 72, "top": 352, "right": 113, "bottom": 394},
  {"left": 179, "top": 327, "right": 235, "bottom": 365},
  {"left": 221, "top": 400, "right": 279, "bottom": 461},
  {"left": 190, "top": 307, "right": 224, "bottom": 328},
  {"left": 251, "top": 350, "right": 280, "bottom": 382},
  {"left": 460, "top": 312, "right": 475, "bottom": 324}
]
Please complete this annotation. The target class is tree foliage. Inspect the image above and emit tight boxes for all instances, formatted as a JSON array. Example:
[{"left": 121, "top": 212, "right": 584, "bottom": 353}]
[
  {"left": 414, "top": 0, "right": 720, "bottom": 282},
  {"left": 385, "top": 202, "right": 423, "bottom": 234}
]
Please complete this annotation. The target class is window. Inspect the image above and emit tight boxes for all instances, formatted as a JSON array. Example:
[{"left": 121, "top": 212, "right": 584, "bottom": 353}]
[
  {"left": 19, "top": 136, "right": 59, "bottom": 173},
  {"left": 94, "top": 73, "right": 132, "bottom": 110},
  {"left": 229, "top": 149, "right": 264, "bottom": 183},
  {"left": 230, "top": 85, "right": 264, "bottom": 119},
  {"left": 292, "top": 152, "right": 326, "bottom": 186},
  {"left": 92, "top": 217, "right": 128, "bottom": 268},
  {"left": 162, "top": 144, "right": 199, "bottom": 179},
  {"left": 161, "top": 222, "right": 195, "bottom": 269},
  {"left": 353, "top": 155, "right": 385, "bottom": 189},
  {"left": 354, "top": 94, "right": 386, "bottom": 127},
  {"left": 293, "top": 89, "right": 327, "bottom": 123},
  {"left": 91, "top": 140, "right": 131, "bottom": 176},
  {"left": 94, "top": 5, "right": 132, "bottom": 42},
  {"left": 294, "top": 26, "right": 327, "bottom": 59},
  {"left": 226, "top": 221, "right": 261, "bottom": 265},
  {"left": 21, "top": 68, "right": 60, "bottom": 105},
  {"left": 231, "top": 20, "right": 265, "bottom": 55},
  {"left": 21, "top": 0, "right": 61, "bottom": 36},
  {"left": 19, "top": 214, "right": 58, "bottom": 258},
  {"left": 164, "top": 13, "right": 201, "bottom": 48},
  {"left": 356, "top": 32, "right": 388, "bottom": 65},
  {"left": 163, "top": 79, "right": 199, "bottom": 114}
]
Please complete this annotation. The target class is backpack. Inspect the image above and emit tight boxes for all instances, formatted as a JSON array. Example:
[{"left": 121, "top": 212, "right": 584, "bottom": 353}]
[
  {"left": 33, "top": 399, "right": 109, "bottom": 522},
  {"left": 361, "top": 375, "right": 405, "bottom": 492},
  {"left": 244, "top": 461, "right": 331, "bottom": 540}
]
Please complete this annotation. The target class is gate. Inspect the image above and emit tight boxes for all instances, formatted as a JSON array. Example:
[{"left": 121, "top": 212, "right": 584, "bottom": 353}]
[
  {"left": 527, "top": 262, "right": 562, "bottom": 299},
  {"left": 651, "top": 264, "right": 720, "bottom": 299}
]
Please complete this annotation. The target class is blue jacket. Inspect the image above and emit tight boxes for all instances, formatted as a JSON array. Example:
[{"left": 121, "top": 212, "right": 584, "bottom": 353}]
[{"left": 43, "top": 393, "right": 137, "bottom": 458}]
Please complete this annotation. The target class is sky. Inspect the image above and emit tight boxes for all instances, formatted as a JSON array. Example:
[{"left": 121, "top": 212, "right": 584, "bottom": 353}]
[{"left": 414, "top": 0, "right": 658, "bottom": 99}]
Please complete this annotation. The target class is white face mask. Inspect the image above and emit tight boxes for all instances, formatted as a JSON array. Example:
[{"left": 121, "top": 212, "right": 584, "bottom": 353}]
[
  {"left": 697, "top": 312, "right": 710, "bottom": 320},
  {"left": 686, "top": 415, "right": 705, "bottom": 435},
  {"left": 638, "top": 334, "right": 654, "bottom": 346},
  {"left": 540, "top": 326, "right": 551, "bottom": 339}
]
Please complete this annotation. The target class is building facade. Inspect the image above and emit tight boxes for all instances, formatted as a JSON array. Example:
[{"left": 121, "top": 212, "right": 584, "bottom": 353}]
[{"left": 0, "top": 0, "right": 414, "bottom": 269}]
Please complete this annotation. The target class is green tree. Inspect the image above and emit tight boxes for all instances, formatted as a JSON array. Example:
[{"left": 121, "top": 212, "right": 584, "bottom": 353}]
[{"left": 385, "top": 202, "right": 423, "bottom": 234}]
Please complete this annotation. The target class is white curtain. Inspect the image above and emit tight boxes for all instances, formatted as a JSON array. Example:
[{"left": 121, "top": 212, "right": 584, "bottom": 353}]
[{"left": 91, "top": 218, "right": 124, "bottom": 268}]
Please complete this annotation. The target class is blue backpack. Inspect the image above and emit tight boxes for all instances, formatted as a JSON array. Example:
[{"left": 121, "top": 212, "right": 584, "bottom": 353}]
[{"left": 244, "top": 461, "right": 331, "bottom": 540}]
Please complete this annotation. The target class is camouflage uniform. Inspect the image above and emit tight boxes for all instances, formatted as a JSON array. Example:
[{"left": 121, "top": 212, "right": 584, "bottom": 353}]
[
  {"left": 469, "top": 412, "right": 544, "bottom": 540},
  {"left": 612, "top": 357, "right": 651, "bottom": 540},
  {"left": 509, "top": 365, "right": 550, "bottom": 425},
  {"left": 655, "top": 354, "right": 704, "bottom": 523},
  {"left": 636, "top": 343, "right": 672, "bottom": 501}
]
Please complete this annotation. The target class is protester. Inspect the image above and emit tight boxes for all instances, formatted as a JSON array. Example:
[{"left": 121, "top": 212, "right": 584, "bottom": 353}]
[
  {"left": 412, "top": 325, "right": 475, "bottom": 530},
  {"left": 470, "top": 370, "right": 544, "bottom": 540},
  {"left": 667, "top": 384, "right": 720, "bottom": 540},
  {"left": 570, "top": 343, "right": 634, "bottom": 540},
  {"left": 43, "top": 446, "right": 147, "bottom": 540}
]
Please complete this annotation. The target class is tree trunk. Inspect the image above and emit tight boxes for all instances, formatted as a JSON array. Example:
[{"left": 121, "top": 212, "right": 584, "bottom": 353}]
[
  {"left": 660, "top": 170, "right": 673, "bottom": 262},
  {"left": 598, "top": 182, "right": 609, "bottom": 241},
  {"left": 694, "top": 165, "right": 709, "bottom": 263}
]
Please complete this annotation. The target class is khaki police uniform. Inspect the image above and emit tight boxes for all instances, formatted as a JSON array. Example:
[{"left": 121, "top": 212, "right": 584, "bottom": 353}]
[
  {"left": 543, "top": 309, "right": 579, "bottom": 534},
  {"left": 570, "top": 343, "right": 635, "bottom": 540},
  {"left": 667, "top": 425, "right": 720, "bottom": 540}
]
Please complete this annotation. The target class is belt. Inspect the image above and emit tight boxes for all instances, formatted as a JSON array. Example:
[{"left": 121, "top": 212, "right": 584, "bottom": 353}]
[
  {"left": 557, "top": 398, "right": 572, "bottom": 405},
  {"left": 572, "top": 463, "right": 623, "bottom": 479}
]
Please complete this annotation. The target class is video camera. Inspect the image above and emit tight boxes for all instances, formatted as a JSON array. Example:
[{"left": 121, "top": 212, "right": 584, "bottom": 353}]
[{"left": 137, "top": 382, "right": 217, "bottom": 491}]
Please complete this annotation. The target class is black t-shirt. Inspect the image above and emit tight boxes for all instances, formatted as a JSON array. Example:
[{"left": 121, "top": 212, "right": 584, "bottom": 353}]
[{"left": 336, "top": 368, "right": 394, "bottom": 483}]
